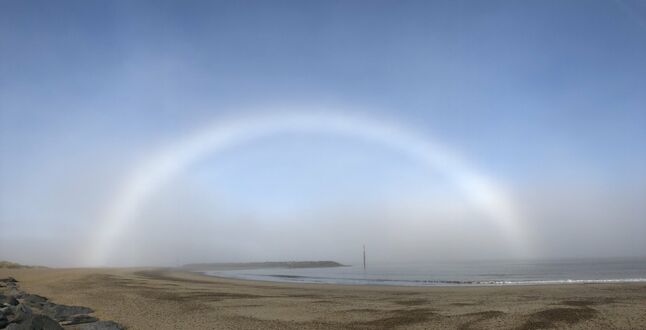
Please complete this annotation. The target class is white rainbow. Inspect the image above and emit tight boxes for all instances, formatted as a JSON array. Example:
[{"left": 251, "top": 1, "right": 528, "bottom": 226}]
[{"left": 87, "top": 108, "right": 529, "bottom": 266}]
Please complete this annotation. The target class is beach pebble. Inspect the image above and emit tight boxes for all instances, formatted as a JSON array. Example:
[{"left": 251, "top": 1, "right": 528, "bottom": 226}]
[{"left": 77, "top": 320, "right": 124, "bottom": 330}]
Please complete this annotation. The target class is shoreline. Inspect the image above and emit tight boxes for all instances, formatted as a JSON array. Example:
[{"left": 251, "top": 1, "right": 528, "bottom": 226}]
[
  {"left": 201, "top": 270, "right": 646, "bottom": 288},
  {"left": 2, "top": 267, "right": 646, "bottom": 329}
]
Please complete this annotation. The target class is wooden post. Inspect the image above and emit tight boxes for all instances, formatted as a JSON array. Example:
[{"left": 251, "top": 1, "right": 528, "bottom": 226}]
[{"left": 363, "top": 245, "right": 366, "bottom": 271}]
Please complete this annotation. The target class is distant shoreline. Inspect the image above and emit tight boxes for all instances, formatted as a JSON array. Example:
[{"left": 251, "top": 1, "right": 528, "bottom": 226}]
[
  {"left": 194, "top": 258, "right": 646, "bottom": 287},
  {"left": 203, "top": 271, "right": 646, "bottom": 287},
  {"left": 181, "top": 260, "right": 346, "bottom": 271}
]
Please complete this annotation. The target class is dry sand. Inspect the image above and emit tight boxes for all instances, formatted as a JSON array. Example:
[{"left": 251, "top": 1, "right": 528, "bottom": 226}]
[{"left": 1, "top": 267, "right": 645, "bottom": 329}]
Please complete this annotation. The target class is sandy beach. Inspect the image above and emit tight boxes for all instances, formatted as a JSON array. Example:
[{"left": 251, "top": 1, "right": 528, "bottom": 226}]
[{"left": 1, "top": 267, "right": 645, "bottom": 329}]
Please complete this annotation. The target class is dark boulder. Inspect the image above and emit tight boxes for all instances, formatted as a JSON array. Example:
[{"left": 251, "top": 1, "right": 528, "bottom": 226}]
[
  {"left": 0, "top": 294, "right": 20, "bottom": 306},
  {"left": 3, "top": 288, "right": 23, "bottom": 298},
  {"left": 0, "top": 278, "right": 18, "bottom": 289},
  {"left": 78, "top": 320, "right": 124, "bottom": 330},
  {"left": 8, "top": 297, "right": 19, "bottom": 306},
  {"left": 19, "top": 294, "right": 48, "bottom": 308},
  {"left": 0, "top": 309, "right": 9, "bottom": 328},
  {"left": 41, "top": 303, "right": 94, "bottom": 322},
  {"left": 5, "top": 314, "right": 62, "bottom": 330},
  {"left": 60, "top": 314, "right": 99, "bottom": 325},
  {"left": 1, "top": 305, "right": 14, "bottom": 322},
  {"left": 0, "top": 280, "right": 120, "bottom": 330},
  {"left": 13, "top": 303, "right": 32, "bottom": 323}
]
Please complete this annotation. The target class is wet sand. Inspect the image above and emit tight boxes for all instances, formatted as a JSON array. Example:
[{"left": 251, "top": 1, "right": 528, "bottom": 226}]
[{"left": 1, "top": 267, "right": 645, "bottom": 329}]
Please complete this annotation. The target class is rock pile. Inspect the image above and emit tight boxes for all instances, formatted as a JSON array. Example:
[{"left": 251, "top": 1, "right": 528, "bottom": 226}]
[{"left": 1, "top": 277, "right": 123, "bottom": 330}]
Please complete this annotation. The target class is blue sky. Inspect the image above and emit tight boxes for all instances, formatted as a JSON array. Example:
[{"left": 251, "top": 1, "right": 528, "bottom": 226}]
[{"left": 1, "top": 0, "right": 646, "bottom": 265}]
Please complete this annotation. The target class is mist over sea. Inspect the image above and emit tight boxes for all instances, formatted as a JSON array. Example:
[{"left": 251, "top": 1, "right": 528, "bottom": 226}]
[{"left": 203, "top": 257, "right": 646, "bottom": 286}]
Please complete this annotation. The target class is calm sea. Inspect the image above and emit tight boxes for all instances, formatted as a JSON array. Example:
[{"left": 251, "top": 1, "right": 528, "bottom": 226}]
[{"left": 202, "top": 257, "right": 646, "bottom": 286}]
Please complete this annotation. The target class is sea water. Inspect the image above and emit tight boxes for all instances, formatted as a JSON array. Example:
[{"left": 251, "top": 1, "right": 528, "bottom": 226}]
[{"left": 202, "top": 257, "right": 646, "bottom": 286}]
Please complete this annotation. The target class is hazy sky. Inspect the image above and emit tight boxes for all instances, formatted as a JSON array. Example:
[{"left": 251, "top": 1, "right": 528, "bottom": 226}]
[{"left": 1, "top": 0, "right": 645, "bottom": 267}]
